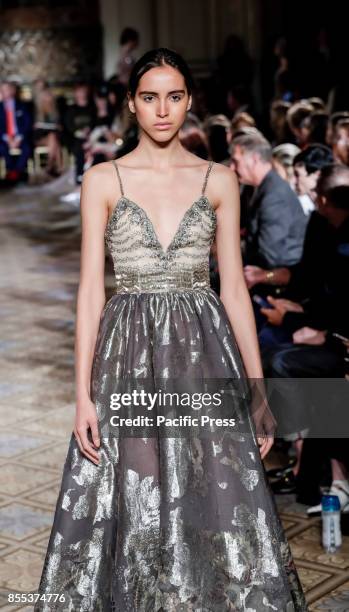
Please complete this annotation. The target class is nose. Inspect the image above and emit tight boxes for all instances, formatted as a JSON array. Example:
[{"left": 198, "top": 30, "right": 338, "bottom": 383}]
[{"left": 157, "top": 98, "right": 169, "bottom": 118}]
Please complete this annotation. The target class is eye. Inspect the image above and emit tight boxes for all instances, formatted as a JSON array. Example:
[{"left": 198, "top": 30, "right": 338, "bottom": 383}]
[
  {"left": 170, "top": 94, "right": 182, "bottom": 102},
  {"left": 142, "top": 95, "right": 154, "bottom": 103}
]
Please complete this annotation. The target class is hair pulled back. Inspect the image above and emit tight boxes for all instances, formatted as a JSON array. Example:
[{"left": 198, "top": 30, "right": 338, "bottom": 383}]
[{"left": 127, "top": 47, "right": 195, "bottom": 98}]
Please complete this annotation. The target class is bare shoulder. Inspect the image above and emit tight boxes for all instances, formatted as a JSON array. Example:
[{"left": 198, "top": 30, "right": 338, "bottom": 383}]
[
  {"left": 82, "top": 160, "right": 116, "bottom": 185},
  {"left": 81, "top": 160, "right": 121, "bottom": 207},
  {"left": 208, "top": 162, "right": 239, "bottom": 211}
]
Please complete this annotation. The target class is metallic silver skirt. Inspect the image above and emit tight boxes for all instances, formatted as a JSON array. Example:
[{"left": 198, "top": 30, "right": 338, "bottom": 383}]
[{"left": 36, "top": 288, "right": 308, "bottom": 612}]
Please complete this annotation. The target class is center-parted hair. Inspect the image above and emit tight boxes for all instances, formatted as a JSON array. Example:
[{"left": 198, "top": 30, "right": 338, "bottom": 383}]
[{"left": 127, "top": 47, "right": 195, "bottom": 98}]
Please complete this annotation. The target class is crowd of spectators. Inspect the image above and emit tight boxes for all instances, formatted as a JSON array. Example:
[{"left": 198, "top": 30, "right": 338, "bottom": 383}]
[{"left": 1, "top": 28, "right": 349, "bottom": 515}]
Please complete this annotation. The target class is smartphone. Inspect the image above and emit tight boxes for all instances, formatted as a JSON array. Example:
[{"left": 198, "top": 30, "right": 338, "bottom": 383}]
[
  {"left": 332, "top": 332, "right": 349, "bottom": 343},
  {"left": 252, "top": 294, "right": 274, "bottom": 309}
]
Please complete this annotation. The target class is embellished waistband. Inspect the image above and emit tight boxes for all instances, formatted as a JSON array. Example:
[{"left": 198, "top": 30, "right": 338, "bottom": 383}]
[{"left": 112, "top": 267, "right": 211, "bottom": 294}]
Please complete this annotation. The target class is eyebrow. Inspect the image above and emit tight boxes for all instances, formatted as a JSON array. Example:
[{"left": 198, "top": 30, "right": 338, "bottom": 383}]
[{"left": 138, "top": 90, "right": 186, "bottom": 95}]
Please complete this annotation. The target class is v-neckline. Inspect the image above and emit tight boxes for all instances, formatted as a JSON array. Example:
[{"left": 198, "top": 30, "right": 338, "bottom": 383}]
[{"left": 106, "top": 195, "right": 216, "bottom": 257}]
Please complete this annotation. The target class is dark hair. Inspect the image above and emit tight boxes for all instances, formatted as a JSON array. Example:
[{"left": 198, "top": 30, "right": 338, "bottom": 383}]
[
  {"left": 230, "top": 132, "right": 272, "bottom": 162},
  {"left": 128, "top": 47, "right": 195, "bottom": 98},
  {"left": 287, "top": 102, "right": 313, "bottom": 131},
  {"left": 317, "top": 163, "right": 349, "bottom": 210},
  {"left": 306, "top": 111, "right": 329, "bottom": 144},
  {"left": 293, "top": 144, "right": 333, "bottom": 174},
  {"left": 120, "top": 27, "right": 139, "bottom": 46}
]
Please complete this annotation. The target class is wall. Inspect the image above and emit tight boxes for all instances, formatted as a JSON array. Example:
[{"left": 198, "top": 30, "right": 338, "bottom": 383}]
[{"left": 99, "top": 0, "right": 263, "bottom": 80}]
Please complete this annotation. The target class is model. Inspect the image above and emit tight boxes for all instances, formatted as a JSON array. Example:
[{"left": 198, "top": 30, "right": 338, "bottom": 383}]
[{"left": 35, "top": 48, "right": 308, "bottom": 611}]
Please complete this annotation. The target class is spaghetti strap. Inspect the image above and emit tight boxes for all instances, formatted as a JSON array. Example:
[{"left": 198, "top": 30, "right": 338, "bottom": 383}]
[
  {"left": 201, "top": 160, "right": 214, "bottom": 196},
  {"left": 111, "top": 160, "right": 125, "bottom": 197}
]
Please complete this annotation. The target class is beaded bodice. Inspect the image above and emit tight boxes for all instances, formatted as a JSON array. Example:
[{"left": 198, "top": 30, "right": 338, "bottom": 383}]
[{"left": 105, "top": 160, "right": 217, "bottom": 293}]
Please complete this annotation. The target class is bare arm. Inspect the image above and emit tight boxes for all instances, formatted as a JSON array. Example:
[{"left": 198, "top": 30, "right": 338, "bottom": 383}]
[
  {"left": 73, "top": 165, "right": 109, "bottom": 464},
  {"left": 215, "top": 168, "right": 263, "bottom": 378},
  {"left": 214, "top": 166, "right": 275, "bottom": 457}
]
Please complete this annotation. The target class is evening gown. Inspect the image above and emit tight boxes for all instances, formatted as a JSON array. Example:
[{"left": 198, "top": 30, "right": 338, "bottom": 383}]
[{"left": 36, "top": 160, "right": 308, "bottom": 611}]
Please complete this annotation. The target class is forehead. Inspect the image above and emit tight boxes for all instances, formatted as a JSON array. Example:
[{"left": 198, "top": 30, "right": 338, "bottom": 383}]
[
  {"left": 232, "top": 144, "right": 249, "bottom": 158},
  {"left": 337, "top": 126, "right": 349, "bottom": 138},
  {"left": 294, "top": 163, "right": 307, "bottom": 175},
  {"left": 138, "top": 65, "right": 185, "bottom": 92}
]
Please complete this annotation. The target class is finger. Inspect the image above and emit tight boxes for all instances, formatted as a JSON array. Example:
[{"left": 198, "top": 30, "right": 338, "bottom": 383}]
[
  {"left": 78, "top": 427, "right": 100, "bottom": 463},
  {"left": 74, "top": 430, "right": 85, "bottom": 456},
  {"left": 90, "top": 421, "right": 100, "bottom": 448},
  {"left": 267, "top": 295, "right": 275, "bottom": 302},
  {"left": 260, "top": 308, "right": 271, "bottom": 316},
  {"left": 263, "top": 438, "right": 274, "bottom": 458},
  {"left": 257, "top": 437, "right": 274, "bottom": 459},
  {"left": 75, "top": 430, "right": 99, "bottom": 464}
]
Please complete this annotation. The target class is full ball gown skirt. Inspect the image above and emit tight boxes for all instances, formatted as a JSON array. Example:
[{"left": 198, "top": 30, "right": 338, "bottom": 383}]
[{"left": 36, "top": 161, "right": 308, "bottom": 611}]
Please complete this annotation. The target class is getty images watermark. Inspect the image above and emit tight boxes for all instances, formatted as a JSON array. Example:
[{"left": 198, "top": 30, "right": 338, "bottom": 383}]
[
  {"left": 109, "top": 388, "right": 236, "bottom": 429},
  {"left": 90, "top": 377, "right": 349, "bottom": 439}
]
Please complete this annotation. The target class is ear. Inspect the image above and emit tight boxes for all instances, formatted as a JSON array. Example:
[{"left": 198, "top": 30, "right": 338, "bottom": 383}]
[
  {"left": 187, "top": 94, "right": 192, "bottom": 111},
  {"left": 127, "top": 93, "right": 135, "bottom": 114}
]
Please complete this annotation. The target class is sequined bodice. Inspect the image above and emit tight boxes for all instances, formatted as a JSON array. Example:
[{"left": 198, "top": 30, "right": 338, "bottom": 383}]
[{"left": 105, "top": 161, "right": 217, "bottom": 293}]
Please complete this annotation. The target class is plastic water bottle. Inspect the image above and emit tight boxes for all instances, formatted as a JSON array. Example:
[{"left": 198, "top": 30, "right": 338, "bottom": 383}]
[{"left": 322, "top": 494, "right": 342, "bottom": 553}]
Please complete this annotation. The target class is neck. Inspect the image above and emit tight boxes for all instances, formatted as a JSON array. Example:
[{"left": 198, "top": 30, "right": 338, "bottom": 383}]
[{"left": 132, "top": 133, "right": 188, "bottom": 169}]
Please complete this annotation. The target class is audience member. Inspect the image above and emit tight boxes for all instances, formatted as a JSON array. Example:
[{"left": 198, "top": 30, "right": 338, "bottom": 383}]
[
  {"left": 293, "top": 144, "right": 334, "bottom": 214},
  {"left": 249, "top": 145, "right": 334, "bottom": 346},
  {"left": 270, "top": 100, "right": 292, "bottom": 144},
  {"left": 33, "top": 84, "right": 62, "bottom": 176},
  {"left": 272, "top": 143, "right": 300, "bottom": 190},
  {"left": 203, "top": 114, "right": 231, "bottom": 164},
  {"left": 231, "top": 111, "right": 256, "bottom": 136},
  {"left": 286, "top": 101, "right": 314, "bottom": 148},
  {"left": 262, "top": 164, "right": 349, "bottom": 499},
  {"left": 0, "top": 81, "right": 33, "bottom": 181},
  {"left": 332, "top": 119, "right": 349, "bottom": 166},
  {"left": 230, "top": 131, "right": 307, "bottom": 272},
  {"left": 63, "top": 82, "right": 95, "bottom": 185}
]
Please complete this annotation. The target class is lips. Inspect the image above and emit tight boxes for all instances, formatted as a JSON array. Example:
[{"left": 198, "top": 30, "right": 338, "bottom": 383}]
[{"left": 154, "top": 123, "right": 172, "bottom": 129}]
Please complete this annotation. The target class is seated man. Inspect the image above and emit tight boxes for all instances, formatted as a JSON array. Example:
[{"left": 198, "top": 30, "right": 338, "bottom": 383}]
[
  {"left": 230, "top": 131, "right": 309, "bottom": 330},
  {"left": 262, "top": 164, "right": 349, "bottom": 501},
  {"left": 247, "top": 144, "right": 334, "bottom": 344},
  {"left": 0, "top": 81, "right": 33, "bottom": 181},
  {"left": 231, "top": 131, "right": 308, "bottom": 271}
]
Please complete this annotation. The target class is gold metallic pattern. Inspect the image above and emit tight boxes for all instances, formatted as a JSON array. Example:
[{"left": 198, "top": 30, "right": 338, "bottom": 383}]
[{"left": 35, "top": 160, "right": 308, "bottom": 611}]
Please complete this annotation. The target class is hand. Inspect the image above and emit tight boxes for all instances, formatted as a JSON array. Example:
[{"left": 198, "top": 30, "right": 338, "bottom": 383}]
[
  {"left": 244, "top": 265, "right": 267, "bottom": 289},
  {"left": 260, "top": 295, "right": 304, "bottom": 326},
  {"left": 257, "top": 435, "right": 274, "bottom": 459},
  {"left": 260, "top": 304, "right": 284, "bottom": 326},
  {"left": 271, "top": 297, "right": 304, "bottom": 313},
  {"left": 292, "top": 326, "right": 327, "bottom": 345},
  {"left": 265, "top": 295, "right": 304, "bottom": 313},
  {"left": 74, "top": 397, "right": 100, "bottom": 465}
]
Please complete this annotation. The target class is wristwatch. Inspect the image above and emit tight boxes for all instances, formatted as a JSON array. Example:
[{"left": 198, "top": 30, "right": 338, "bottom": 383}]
[{"left": 265, "top": 270, "right": 275, "bottom": 282}]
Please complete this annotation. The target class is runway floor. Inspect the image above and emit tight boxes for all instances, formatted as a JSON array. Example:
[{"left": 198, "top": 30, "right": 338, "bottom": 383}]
[{"left": 0, "top": 172, "right": 348, "bottom": 610}]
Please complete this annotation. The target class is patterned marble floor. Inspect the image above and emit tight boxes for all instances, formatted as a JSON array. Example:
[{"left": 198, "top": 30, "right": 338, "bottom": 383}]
[{"left": 0, "top": 172, "right": 348, "bottom": 611}]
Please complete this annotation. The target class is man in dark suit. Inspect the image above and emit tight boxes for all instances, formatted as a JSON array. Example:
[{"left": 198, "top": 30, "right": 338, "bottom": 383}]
[
  {"left": 231, "top": 131, "right": 308, "bottom": 270},
  {"left": 230, "top": 131, "right": 308, "bottom": 329},
  {"left": 0, "top": 81, "right": 33, "bottom": 180}
]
